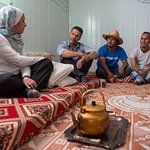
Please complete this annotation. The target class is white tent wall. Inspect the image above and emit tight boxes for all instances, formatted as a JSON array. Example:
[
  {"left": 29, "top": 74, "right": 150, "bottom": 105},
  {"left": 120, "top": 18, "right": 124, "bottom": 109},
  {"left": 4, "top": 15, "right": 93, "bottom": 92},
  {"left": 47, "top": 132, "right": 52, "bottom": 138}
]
[
  {"left": 0, "top": 0, "right": 69, "bottom": 62},
  {"left": 0, "top": 0, "right": 150, "bottom": 69},
  {"left": 69, "top": 0, "right": 150, "bottom": 71}
]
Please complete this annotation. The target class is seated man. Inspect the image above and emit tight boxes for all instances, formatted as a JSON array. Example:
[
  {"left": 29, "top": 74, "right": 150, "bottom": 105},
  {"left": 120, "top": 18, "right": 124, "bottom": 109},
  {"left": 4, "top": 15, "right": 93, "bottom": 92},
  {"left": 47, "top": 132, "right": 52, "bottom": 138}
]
[
  {"left": 130, "top": 32, "right": 150, "bottom": 85},
  {"left": 96, "top": 29, "right": 131, "bottom": 82},
  {"left": 57, "top": 26, "right": 98, "bottom": 82}
]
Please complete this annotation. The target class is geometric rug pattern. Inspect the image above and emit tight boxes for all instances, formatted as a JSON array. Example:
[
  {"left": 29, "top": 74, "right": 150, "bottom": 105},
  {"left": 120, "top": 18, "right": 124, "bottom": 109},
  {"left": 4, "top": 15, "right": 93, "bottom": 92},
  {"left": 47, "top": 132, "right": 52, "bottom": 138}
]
[
  {"left": 0, "top": 77, "right": 100, "bottom": 150},
  {"left": 18, "top": 83, "right": 150, "bottom": 150}
]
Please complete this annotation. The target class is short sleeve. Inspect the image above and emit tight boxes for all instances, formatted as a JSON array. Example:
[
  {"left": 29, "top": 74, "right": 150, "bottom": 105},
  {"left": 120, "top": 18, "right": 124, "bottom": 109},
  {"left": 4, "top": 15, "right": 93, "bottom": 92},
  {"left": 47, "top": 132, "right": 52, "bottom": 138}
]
[
  {"left": 98, "top": 45, "right": 106, "bottom": 57},
  {"left": 119, "top": 47, "right": 128, "bottom": 60},
  {"left": 130, "top": 48, "right": 138, "bottom": 58}
]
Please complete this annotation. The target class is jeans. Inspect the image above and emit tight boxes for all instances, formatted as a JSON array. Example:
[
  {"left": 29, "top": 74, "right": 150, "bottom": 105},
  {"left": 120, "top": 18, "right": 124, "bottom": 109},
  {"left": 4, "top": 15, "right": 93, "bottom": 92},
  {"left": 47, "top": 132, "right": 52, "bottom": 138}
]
[
  {"left": 96, "top": 66, "right": 132, "bottom": 79},
  {"left": 130, "top": 71, "right": 150, "bottom": 82}
]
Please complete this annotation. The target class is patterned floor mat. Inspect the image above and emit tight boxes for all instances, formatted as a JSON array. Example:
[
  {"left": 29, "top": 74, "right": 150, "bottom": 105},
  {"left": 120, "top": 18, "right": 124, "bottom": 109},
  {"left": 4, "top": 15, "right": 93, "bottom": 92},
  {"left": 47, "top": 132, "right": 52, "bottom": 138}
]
[{"left": 18, "top": 83, "right": 150, "bottom": 150}]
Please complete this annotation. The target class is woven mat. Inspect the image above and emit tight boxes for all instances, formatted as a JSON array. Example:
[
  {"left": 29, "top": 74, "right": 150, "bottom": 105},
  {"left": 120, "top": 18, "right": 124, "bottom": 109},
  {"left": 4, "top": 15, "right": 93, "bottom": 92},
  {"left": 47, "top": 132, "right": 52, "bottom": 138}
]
[{"left": 19, "top": 83, "right": 150, "bottom": 150}]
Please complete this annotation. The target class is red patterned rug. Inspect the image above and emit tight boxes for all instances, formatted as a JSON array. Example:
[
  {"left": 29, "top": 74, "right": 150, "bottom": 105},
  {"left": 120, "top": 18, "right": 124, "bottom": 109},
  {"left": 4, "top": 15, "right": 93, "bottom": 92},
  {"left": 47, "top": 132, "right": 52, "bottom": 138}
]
[
  {"left": 0, "top": 75, "right": 100, "bottom": 150},
  {"left": 18, "top": 83, "right": 150, "bottom": 150}
]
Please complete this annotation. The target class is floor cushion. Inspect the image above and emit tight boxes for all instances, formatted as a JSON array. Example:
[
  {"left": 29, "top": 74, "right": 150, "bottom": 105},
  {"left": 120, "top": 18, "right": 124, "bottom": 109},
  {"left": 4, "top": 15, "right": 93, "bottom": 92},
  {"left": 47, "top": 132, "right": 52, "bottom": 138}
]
[{"left": 0, "top": 73, "right": 99, "bottom": 150}]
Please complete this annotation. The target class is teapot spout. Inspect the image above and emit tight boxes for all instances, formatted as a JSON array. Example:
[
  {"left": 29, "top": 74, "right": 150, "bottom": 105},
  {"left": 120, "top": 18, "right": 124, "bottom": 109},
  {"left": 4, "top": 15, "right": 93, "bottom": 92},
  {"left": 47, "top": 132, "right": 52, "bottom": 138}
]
[{"left": 71, "top": 112, "right": 78, "bottom": 126}]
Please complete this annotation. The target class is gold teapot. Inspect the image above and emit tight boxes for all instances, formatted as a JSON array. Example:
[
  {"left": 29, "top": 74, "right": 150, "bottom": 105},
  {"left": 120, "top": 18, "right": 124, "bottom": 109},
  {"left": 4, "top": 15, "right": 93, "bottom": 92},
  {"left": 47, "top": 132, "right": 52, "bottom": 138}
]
[{"left": 71, "top": 89, "right": 109, "bottom": 137}]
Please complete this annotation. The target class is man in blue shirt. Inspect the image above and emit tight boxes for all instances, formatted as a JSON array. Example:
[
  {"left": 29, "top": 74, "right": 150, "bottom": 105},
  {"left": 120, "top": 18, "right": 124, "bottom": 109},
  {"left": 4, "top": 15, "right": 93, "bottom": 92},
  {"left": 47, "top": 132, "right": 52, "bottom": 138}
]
[
  {"left": 57, "top": 26, "right": 98, "bottom": 82},
  {"left": 96, "top": 30, "right": 131, "bottom": 82}
]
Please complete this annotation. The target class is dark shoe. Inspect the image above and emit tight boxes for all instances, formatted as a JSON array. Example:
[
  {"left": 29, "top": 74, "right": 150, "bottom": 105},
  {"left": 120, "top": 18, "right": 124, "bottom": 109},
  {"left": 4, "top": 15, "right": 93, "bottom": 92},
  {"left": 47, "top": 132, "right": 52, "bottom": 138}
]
[
  {"left": 39, "top": 88, "right": 51, "bottom": 93},
  {"left": 27, "top": 89, "right": 40, "bottom": 98},
  {"left": 147, "top": 79, "right": 150, "bottom": 84},
  {"left": 134, "top": 80, "right": 145, "bottom": 85},
  {"left": 80, "top": 76, "right": 87, "bottom": 83}
]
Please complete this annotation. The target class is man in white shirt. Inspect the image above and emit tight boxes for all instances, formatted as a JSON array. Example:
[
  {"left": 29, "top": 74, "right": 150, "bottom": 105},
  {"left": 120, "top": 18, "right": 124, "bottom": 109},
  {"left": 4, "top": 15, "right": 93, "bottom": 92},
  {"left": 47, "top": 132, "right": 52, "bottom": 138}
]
[{"left": 130, "top": 32, "right": 150, "bottom": 84}]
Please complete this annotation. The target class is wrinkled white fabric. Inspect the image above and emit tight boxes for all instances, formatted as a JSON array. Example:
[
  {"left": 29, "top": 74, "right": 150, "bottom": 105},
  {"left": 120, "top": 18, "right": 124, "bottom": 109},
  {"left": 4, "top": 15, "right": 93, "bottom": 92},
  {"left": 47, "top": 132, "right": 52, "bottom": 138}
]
[{"left": 48, "top": 61, "right": 74, "bottom": 87}]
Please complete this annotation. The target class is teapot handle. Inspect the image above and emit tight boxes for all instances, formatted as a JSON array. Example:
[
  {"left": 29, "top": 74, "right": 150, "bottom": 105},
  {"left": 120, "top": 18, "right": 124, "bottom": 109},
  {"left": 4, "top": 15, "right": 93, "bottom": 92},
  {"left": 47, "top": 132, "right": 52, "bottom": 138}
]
[{"left": 81, "top": 89, "right": 106, "bottom": 109}]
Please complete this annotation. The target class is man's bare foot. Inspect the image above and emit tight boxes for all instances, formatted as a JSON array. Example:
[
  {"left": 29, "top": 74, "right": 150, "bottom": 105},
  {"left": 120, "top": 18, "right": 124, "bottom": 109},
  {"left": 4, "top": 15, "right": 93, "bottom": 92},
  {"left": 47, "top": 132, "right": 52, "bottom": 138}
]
[{"left": 108, "top": 75, "right": 118, "bottom": 83}]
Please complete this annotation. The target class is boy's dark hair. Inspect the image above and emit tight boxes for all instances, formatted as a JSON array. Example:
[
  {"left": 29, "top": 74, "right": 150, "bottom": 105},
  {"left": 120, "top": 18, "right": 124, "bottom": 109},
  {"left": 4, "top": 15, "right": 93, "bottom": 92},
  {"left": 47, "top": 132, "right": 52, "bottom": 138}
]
[{"left": 71, "top": 26, "right": 83, "bottom": 35}]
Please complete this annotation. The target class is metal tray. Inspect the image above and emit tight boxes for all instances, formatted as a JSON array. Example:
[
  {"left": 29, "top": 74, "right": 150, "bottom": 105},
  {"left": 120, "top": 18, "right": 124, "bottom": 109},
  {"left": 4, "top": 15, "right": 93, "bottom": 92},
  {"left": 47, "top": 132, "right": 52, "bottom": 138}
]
[{"left": 64, "top": 115, "right": 129, "bottom": 149}]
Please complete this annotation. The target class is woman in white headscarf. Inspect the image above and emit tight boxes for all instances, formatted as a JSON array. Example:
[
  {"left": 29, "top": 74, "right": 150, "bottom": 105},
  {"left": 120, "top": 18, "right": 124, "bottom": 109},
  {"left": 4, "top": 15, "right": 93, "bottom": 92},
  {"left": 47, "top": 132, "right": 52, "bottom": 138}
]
[{"left": 0, "top": 5, "right": 53, "bottom": 98}]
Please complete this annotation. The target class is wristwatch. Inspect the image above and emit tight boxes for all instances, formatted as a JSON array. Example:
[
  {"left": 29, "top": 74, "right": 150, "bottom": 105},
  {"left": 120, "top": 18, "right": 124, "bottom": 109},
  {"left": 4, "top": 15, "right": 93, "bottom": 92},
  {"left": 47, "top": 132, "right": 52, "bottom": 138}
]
[{"left": 23, "top": 75, "right": 30, "bottom": 79}]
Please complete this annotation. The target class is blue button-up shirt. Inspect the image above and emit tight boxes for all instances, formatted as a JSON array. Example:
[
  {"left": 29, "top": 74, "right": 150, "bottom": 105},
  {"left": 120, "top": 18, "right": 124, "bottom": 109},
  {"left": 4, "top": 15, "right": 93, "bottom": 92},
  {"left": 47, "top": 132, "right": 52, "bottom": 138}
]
[{"left": 57, "top": 41, "right": 95, "bottom": 60}]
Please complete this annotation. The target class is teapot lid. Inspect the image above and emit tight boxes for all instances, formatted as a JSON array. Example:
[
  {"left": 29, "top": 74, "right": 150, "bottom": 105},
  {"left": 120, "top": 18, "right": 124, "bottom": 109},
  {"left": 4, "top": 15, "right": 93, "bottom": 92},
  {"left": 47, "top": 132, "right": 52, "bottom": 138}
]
[{"left": 82, "top": 101, "right": 105, "bottom": 112}]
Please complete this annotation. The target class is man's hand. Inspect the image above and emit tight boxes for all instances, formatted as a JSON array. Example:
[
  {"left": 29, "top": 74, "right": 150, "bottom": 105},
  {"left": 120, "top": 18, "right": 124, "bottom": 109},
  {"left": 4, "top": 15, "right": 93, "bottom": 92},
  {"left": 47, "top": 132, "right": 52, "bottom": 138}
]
[
  {"left": 83, "top": 51, "right": 98, "bottom": 62},
  {"left": 118, "top": 66, "right": 125, "bottom": 75},
  {"left": 139, "top": 69, "right": 148, "bottom": 77},
  {"left": 23, "top": 76, "right": 37, "bottom": 89},
  {"left": 76, "top": 58, "right": 85, "bottom": 69},
  {"left": 82, "top": 55, "right": 91, "bottom": 62}
]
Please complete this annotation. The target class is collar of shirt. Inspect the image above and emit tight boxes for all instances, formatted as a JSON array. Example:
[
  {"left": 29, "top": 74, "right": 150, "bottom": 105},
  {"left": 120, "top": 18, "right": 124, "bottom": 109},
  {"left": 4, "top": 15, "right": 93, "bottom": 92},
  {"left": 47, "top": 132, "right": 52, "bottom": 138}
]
[{"left": 67, "top": 41, "right": 80, "bottom": 51}]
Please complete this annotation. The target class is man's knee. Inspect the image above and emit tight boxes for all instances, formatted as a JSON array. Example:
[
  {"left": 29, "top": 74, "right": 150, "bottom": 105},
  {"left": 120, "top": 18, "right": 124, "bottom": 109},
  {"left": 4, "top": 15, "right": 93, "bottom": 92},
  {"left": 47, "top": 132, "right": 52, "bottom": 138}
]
[
  {"left": 96, "top": 68, "right": 106, "bottom": 78},
  {"left": 125, "top": 67, "right": 132, "bottom": 75}
]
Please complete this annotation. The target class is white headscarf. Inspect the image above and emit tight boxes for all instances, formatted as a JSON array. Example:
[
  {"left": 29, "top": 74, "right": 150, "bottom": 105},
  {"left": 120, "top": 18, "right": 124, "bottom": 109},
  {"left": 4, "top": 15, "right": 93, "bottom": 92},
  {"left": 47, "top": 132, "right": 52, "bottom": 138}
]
[
  {"left": 0, "top": 5, "right": 24, "bottom": 53},
  {"left": 0, "top": 5, "right": 23, "bottom": 29}
]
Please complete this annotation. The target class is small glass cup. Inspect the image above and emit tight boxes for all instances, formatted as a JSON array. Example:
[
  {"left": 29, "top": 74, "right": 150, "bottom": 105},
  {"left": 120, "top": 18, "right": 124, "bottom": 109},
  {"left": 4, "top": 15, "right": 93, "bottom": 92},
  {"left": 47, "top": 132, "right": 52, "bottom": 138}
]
[{"left": 100, "top": 79, "right": 107, "bottom": 88}]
